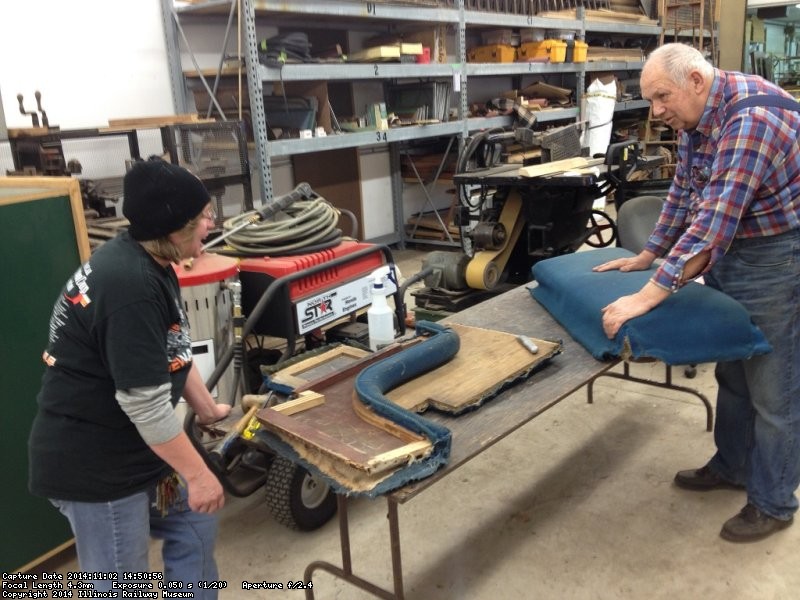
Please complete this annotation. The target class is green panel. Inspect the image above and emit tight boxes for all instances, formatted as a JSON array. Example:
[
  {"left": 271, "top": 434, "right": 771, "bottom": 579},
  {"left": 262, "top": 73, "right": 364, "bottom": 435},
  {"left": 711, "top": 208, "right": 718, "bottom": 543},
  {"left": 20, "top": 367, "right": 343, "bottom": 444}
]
[{"left": 0, "top": 194, "right": 79, "bottom": 571}]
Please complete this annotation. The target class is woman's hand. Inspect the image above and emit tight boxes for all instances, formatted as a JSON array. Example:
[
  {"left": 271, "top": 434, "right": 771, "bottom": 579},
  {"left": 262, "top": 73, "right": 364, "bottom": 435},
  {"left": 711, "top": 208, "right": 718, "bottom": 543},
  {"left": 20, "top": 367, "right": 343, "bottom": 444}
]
[
  {"left": 183, "top": 363, "right": 232, "bottom": 424},
  {"left": 185, "top": 467, "right": 226, "bottom": 513},
  {"left": 195, "top": 402, "right": 232, "bottom": 425}
]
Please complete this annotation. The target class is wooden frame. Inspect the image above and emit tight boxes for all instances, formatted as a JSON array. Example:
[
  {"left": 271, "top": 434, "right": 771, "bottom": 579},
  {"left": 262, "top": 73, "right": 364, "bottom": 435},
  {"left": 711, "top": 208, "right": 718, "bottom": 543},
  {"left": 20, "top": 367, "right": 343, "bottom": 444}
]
[
  {"left": 269, "top": 345, "right": 370, "bottom": 390},
  {"left": 256, "top": 343, "right": 436, "bottom": 491},
  {"left": 0, "top": 176, "right": 90, "bottom": 261}
]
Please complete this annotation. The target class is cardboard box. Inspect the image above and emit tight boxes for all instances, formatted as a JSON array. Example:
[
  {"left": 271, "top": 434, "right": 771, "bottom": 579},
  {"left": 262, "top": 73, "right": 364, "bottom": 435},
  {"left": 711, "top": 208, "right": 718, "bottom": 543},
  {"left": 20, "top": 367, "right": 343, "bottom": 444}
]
[{"left": 404, "top": 26, "right": 447, "bottom": 64}]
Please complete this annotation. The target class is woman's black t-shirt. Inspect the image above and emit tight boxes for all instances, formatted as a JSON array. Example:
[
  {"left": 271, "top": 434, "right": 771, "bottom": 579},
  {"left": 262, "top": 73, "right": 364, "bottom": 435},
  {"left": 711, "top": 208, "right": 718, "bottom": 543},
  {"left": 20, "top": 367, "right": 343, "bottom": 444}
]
[{"left": 29, "top": 232, "right": 192, "bottom": 501}]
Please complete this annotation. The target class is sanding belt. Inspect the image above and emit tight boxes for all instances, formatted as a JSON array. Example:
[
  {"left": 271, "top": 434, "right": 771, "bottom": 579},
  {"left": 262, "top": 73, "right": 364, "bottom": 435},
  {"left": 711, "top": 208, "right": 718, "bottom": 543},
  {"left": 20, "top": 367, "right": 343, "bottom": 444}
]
[{"left": 465, "top": 190, "right": 525, "bottom": 290}]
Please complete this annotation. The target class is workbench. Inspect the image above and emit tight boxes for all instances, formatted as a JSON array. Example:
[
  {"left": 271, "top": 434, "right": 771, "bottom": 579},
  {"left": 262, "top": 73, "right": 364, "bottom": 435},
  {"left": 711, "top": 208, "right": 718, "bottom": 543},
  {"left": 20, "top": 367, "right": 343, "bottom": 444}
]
[{"left": 303, "top": 282, "right": 712, "bottom": 599}]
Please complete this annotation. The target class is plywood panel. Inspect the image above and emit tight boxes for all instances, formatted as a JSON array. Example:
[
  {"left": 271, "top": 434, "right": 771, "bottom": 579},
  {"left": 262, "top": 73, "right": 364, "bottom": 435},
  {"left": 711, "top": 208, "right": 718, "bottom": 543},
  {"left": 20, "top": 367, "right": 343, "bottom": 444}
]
[{"left": 387, "top": 323, "right": 561, "bottom": 413}]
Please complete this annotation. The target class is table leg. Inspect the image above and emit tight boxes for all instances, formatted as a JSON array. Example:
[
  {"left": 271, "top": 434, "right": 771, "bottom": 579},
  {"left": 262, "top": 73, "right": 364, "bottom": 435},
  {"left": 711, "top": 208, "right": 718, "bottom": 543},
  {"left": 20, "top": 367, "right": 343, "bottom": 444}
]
[
  {"left": 587, "top": 362, "right": 713, "bottom": 431},
  {"left": 304, "top": 494, "right": 405, "bottom": 600},
  {"left": 388, "top": 498, "right": 404, "bottom": 599}
]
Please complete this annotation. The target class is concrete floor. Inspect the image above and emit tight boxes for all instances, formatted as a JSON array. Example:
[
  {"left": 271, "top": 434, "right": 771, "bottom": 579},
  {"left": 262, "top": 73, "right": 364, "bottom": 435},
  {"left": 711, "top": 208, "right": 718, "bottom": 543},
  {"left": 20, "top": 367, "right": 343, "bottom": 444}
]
[{"left": 38, "top": 246, "right": 800, "bottom": 599}]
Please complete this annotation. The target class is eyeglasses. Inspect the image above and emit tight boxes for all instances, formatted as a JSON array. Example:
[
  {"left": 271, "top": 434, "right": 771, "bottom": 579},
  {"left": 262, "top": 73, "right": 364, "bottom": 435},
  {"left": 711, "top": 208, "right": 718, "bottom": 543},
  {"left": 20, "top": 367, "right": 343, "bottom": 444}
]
[{"left": 202, "top": 208, "right": 217, "bottom": 223}]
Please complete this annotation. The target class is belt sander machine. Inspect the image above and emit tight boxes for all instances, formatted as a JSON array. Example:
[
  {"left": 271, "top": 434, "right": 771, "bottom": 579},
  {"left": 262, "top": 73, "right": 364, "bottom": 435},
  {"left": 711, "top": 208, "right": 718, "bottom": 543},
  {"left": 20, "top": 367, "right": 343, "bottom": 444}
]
[{"left": 415, "top": 134, "right": 643, "bottom": 313}]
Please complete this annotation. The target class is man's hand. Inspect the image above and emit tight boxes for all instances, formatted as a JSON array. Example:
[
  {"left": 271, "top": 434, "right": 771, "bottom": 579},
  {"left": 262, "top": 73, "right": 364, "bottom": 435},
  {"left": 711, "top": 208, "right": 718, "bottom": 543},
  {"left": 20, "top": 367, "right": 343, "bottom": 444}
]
[
  {"left": 593, "top": 250, "right": 656, "bottom": 273},
  {"left": 600, "top": 281, "right": 670, "bottom": 338}
]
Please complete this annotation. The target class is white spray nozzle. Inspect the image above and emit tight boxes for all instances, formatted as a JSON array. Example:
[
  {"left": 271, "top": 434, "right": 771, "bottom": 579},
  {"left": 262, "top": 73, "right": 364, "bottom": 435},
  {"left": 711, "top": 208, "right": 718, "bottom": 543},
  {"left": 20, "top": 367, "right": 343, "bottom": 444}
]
[{"left": 369, "top": 265, "right": 399, "bottom": 295}]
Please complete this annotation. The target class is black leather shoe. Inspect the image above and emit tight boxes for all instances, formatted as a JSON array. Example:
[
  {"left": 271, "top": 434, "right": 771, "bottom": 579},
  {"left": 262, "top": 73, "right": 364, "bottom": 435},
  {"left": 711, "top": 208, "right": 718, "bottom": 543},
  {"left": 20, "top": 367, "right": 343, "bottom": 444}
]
[
  {"left": 720, "top": 503, "right": 793, "bottom": 542},
  {"left": 674, "top": 465, "right": 744, "bottom": 491}
]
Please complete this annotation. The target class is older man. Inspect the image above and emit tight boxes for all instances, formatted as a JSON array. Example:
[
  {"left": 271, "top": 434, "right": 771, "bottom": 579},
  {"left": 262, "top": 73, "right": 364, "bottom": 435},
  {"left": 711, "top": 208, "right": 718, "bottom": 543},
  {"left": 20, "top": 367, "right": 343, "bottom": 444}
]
[{"left": 594, "top": 43, "right": 800, "bottom": 542}]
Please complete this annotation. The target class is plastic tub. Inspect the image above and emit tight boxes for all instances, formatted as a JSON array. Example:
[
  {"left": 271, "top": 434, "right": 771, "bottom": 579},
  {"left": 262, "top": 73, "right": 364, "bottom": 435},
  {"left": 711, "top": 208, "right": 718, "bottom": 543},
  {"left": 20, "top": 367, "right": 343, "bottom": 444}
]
[{"left": 517, "top": 40, "right": 567, "bottom": 63}]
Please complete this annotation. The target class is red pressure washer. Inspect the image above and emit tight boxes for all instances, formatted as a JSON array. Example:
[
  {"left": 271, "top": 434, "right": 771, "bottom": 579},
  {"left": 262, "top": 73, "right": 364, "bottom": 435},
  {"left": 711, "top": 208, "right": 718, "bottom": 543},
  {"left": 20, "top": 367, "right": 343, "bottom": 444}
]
[{"left": 178, "top": 183, "right": 404, "bottom": 530}]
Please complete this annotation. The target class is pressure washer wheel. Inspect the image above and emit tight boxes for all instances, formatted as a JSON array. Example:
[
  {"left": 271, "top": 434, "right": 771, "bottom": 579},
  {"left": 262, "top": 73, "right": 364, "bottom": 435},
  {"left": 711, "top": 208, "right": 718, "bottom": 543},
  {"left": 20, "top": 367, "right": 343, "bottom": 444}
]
[{"left": 265, "top": 456, "right": 337, "bottom": 531}]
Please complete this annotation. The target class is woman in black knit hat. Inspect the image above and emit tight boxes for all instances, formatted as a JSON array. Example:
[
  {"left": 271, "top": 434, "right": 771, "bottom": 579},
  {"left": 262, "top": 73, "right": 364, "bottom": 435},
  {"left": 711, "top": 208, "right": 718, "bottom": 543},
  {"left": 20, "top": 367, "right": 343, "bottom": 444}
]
[{"left": 28, "top": 157, "right": 231, "bottom": 597}]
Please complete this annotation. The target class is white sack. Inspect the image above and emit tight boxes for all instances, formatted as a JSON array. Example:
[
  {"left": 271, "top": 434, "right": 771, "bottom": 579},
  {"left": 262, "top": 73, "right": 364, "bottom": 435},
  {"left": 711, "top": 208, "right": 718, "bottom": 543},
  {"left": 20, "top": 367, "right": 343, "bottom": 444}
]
[{"left": 582, "top": 78, "right": 617, "bottom": 157}]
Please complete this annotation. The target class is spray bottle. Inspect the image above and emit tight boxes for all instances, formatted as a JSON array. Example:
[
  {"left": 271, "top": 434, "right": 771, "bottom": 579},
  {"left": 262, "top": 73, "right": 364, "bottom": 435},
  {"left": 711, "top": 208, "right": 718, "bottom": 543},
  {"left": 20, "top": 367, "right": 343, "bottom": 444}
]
[{"left": 367, "top": 272, "right": 395, "bottom": 351}]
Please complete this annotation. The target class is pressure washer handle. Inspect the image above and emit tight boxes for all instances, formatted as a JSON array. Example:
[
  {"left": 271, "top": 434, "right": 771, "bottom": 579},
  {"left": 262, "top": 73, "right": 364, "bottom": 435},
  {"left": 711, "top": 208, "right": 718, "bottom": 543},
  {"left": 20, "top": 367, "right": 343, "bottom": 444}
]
[
  {"left": 196, "top": 182, "right": 317, "bottom": 256},
  {"left": 255, "top": 182, "right": 315, "bottom": 220}
]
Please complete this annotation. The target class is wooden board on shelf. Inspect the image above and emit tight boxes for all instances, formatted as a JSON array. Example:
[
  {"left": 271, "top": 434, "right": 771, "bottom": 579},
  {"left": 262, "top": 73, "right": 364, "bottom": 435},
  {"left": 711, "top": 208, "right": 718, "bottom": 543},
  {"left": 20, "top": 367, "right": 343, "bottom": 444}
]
[
  {"left": 407, "top": 214, "right": 459, "bottom": 235},
  {"left": 587, "top": 47, "right": 645, "bottom": 62},
  {"left": 405, "top": 228, "right": 459, "bottom": 241},
  {"left": 106, "top": 114, "right": 213, "bottom": 129},
  {"left": 405, "top": 207, "right": 460, "bottom": 242},
  {"left": 349, "top": 46, "right": 401, "bottom": 62},
  {"left": 539, "top": 8, "right": 658, "bottom": 25},
  {"left": 183, "top": 66, "right": 241, "bottom": 78},
  {"left": 400, "top": 42, "right": 424, "bottom": 55}
]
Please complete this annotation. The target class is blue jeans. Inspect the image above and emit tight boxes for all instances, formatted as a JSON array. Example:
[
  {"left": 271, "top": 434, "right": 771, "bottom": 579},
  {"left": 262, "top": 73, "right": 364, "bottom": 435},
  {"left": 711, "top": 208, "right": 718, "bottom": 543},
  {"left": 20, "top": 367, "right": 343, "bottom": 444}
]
[
  {"left": 703, "top": 229, "right": 800, "bottom": 520},
  {"left": 51, "top": 475, "right": 219, "bottom": 598}
]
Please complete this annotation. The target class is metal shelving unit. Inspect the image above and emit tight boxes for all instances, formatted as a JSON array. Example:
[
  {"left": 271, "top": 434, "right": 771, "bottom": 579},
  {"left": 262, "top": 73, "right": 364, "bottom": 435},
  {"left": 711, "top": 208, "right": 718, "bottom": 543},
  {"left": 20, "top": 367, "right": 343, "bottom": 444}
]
[{"left": 165, "top": 0, "right": 660, "bottom": 244}]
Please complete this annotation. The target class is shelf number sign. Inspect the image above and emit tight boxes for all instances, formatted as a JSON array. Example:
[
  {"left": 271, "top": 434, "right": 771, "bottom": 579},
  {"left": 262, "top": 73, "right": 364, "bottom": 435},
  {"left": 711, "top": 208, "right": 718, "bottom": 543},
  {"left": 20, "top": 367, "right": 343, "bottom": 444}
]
[{"left": 365, "top": 2, "right": 377, "bottom": 15}]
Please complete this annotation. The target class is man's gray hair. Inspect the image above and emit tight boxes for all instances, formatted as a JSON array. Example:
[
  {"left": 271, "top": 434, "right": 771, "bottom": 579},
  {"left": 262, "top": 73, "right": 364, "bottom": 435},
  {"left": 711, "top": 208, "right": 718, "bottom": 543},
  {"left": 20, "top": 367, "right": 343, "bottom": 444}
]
[{"left": 645, "top": 43, "right": 714, "bottom": 83}]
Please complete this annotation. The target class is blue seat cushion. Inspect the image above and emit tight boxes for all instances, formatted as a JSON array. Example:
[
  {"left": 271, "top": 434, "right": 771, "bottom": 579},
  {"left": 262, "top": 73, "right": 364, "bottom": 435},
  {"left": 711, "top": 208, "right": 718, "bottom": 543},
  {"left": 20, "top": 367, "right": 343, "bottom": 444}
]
[{"left": 529, "top": 247, "right": 772, "bottom": 365}]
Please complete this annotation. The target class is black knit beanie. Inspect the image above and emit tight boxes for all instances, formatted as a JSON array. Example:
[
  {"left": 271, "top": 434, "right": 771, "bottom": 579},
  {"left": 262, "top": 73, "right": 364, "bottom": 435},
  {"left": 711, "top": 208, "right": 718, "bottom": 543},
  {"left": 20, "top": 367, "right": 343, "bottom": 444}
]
[{"left": 123, "top": 157, "right": 211, "bottom": 241}]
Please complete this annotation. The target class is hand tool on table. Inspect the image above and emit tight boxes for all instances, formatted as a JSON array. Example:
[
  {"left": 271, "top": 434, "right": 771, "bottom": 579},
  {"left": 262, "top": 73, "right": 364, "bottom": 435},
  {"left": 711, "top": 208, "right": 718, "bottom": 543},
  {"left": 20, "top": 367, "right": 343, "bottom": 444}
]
[{"left": 208, "top": 391, "right": 275, "bottom": 463}]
